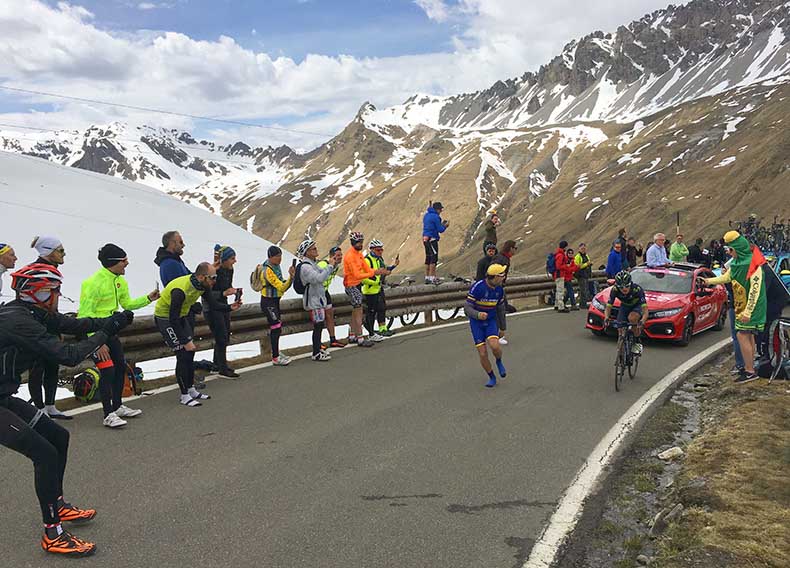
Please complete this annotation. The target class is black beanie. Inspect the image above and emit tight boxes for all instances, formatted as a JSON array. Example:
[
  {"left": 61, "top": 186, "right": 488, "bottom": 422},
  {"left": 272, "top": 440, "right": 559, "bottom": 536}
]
[
  {"left": 98, "top": 243, "right": 127, "bottom": 268},
  {"left": 559, "top": 240, "right": 568, "bottom": 249},
  {"left": 267, "top": 245, "right": 282, "bottom": 258}
]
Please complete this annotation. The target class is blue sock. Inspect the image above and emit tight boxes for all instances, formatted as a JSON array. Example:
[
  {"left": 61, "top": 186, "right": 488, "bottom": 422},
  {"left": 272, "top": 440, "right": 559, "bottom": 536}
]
[
  {"left": 485, "top": 371, "right": 496, "bottom": 388},
  {"left": 496, "top": 359, "right": 506, "bottom": 378}
]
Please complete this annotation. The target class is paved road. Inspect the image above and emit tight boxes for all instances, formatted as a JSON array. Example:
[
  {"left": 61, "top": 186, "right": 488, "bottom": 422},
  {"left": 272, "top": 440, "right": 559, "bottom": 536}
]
[{"left": 1, "top": 309, "right": 726, "bottom": 567}]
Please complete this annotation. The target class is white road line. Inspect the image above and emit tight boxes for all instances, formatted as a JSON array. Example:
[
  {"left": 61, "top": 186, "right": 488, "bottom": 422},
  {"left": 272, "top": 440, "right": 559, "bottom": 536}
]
[
  {"left": 522, "top": 338, "right": 730, "bottom": 568},
  {"left": 65, "top": 307, "right": 555, "bottom": 417}
]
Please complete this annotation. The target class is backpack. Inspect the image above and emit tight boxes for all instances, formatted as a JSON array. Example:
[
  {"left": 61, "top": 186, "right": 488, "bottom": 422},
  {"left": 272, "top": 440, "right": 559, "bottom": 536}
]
[
  {"left": 250, "top": 264, "right": 264, "bottom": 292},
  {"left": 122, "top": 362, "right": 143, "bottom": 397},
  {"left": 546, "top": 252, "right": 557, "bottom": 276},
  {"left": 73, "top": 368, "right": 100, "bottom": 403},
  {"left": 292, "top": 262, "right": 307, "bottom": 295}
]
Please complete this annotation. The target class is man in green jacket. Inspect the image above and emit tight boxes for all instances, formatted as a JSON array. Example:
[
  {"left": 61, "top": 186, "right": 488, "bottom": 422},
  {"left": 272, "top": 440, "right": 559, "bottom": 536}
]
[
  {"left": 669, "top": 233, "right": 689, "bottom": 263},
  {"left": 574, "top": 243, "right": 593, "bottom": 309},
  {"left": 362, "top": 239, "right": 399, "bottom": 340},
  {"left": 78, "top": 244, "right": 159, "bottom": 428}
]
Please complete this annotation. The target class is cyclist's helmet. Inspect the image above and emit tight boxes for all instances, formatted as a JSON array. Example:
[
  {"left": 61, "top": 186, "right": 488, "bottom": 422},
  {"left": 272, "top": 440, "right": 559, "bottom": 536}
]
[
  {"left": 11, "top": 263, "right": 63, "bottom": 303},
  {"left": 328, "top": 246, "right": 342, "bottom": 255},
  {"left": 349, "top": 231, "right": 364, "bottom": 243},
  {"left": 296, "top": 239, "right": 316, "bottom": 258},
  {"left": 614, "top": 270, "right": 632, "bottom": 290},
  {"left": 369, "top": 239, "right": 384, "bottom": 249}
]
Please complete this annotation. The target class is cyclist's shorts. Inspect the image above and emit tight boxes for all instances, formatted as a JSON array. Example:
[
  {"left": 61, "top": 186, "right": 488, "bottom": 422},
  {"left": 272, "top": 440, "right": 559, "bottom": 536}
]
[
  {"left": 345, "top": 285, "right": 364, "bottom": 308},
  {"left": 616, "top": 304, "right": 643, "bottom": 323},
  {"left": 469, "top": 315, "right": 499, "bottom": 346}
]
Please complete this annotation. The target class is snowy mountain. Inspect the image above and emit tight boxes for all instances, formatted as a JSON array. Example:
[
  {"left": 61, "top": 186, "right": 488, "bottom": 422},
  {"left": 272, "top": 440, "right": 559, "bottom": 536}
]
[
  {"left": 0, "top": 152, "right": 291, "bottom": 309},
  {"left": 2, "top": 0, "right": 789, "bottom": 273}
]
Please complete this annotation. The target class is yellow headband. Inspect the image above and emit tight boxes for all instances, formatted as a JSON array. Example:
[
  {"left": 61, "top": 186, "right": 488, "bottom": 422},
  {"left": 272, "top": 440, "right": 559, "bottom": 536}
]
[{"left": 0, "top": 244, "right": 10, "bottom": 256}]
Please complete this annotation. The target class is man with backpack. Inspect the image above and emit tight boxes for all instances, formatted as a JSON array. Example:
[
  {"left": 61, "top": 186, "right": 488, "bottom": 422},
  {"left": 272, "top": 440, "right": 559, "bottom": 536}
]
[
  {"left": 316, "top": 246, "right": 345, "bottom": 349},
  {"left": 574, "top": 243, "right": 593, "bottom": 309},
  {"left": 294, "top": 239, "right": 338, "bottom": 362},
  {"left": 344, "top": 232, "right": 389, "bottom": 347},
  {"left": 362, "top": 239, "right": 399, "bottom": 341},
  {"left": 253, "top": 246, "right": 295, "bottom": 366},
  {"left": 78, "top": 244, "right": 160, "bottom": 429},
  {"left": 550, "top": 240, "right": 570, "bottom": 312}
]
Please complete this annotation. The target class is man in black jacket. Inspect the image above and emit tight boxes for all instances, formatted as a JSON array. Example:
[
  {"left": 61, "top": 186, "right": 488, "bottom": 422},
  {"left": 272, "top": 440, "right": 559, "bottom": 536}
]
[
  {"left": 0, "top": 263, "right": 133, "bottom": 557},
  {"left": 476, "top": 243, "right": 497, "bottom": 281}
]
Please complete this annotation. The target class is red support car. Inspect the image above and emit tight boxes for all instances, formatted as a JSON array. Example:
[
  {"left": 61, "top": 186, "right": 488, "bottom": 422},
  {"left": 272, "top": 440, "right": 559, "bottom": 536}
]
[{"left": 585, "top": 264, "right": 728, "bottom": 346}]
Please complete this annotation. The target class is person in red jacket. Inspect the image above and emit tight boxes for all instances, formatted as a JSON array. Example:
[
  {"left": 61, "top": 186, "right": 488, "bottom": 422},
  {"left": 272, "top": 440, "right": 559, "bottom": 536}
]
[
  {"left": 562, "top": 247, "right": 580, "bottom": 310},
  {"left": 553, "top": 240, "right": 570, "bottom": 312}
]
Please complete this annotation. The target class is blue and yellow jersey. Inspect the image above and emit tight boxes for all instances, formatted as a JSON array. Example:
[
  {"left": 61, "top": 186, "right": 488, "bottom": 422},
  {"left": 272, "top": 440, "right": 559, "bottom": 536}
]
[
  {"left": 467, "top": 280, "right": 504, "bottom": 313},
  {"left": 607, "top": 284, "right": 647, "bottom": 308}
]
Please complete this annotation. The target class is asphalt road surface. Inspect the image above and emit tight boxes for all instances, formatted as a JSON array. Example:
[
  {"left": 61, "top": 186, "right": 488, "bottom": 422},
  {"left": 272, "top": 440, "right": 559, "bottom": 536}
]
[{"left": 1, "top": 309, "right": 727, "bottom": 567}]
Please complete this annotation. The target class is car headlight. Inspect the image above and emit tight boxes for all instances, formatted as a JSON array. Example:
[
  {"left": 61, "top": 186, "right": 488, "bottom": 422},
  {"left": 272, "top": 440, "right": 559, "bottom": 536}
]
[
  {"left": 592, "top": 298, "right": 606, "bottom": 311},
  {"left": 652, "top": 307, "right": 683, "bottom": 318}
]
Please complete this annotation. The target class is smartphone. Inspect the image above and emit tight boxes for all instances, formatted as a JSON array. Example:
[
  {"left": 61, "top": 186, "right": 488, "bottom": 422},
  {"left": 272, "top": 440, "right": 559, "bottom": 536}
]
[
  {"left": 234, "top": 288, "right": 243, "bottom": 303},
  {"left": 292, "top": 258, "right": 297, "bottom": 268},
  {"left": 155, "top": 281, "right": 160, "bottom": 292}
]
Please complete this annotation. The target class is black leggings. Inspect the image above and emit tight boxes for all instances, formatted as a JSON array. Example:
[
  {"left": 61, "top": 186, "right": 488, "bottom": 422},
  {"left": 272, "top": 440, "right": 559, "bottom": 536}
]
[
  {"left": 27, "top": 359, "right": 59, "bottom": 408},
  {"left": 206, "top": 310, "right": 231, "bottom": 369},
  {"left": 175, "top": 350, "right": 196, "bottom": 395},
  {"left": 0, "top": 396, "right": 69, "bottom": 524},
  {"left": 91, "top": 336, "right": 126, "bottom": 417},
  {"left": 364, "top": 292, "right": 386, "bottom": 335},
  {"left": 312, "top": 322, "right": 325, "bottom": 356}
]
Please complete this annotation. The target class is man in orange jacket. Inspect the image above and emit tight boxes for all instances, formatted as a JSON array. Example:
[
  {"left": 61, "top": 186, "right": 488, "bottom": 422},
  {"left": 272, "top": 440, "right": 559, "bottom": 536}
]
[{"left": 343, "top": 232, "right": 389, "bottom": 347}]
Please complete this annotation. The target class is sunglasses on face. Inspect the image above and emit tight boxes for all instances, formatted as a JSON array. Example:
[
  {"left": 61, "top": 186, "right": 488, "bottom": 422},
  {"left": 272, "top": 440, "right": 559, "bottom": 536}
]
[
  {"left": 206, "top": 275, "right": 218, "bottom": 280},
  {"left": 54, "top": 248, "right": 65, "bottom": 254}
]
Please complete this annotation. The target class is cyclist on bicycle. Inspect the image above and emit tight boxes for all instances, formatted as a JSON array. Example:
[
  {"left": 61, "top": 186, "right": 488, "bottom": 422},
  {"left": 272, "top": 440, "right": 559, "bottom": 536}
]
[{"left": 604, "top": 271, "right": 648, "bottom": 354}]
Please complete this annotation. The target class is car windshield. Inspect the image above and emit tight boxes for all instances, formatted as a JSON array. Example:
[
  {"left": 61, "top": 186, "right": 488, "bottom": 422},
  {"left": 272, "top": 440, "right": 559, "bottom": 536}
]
[{"left": 630, "top": 268, "right": 693, "bottom": 294}]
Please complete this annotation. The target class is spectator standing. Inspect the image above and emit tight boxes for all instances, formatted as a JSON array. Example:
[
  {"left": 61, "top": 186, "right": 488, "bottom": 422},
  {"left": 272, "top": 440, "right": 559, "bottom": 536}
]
[
  {"left": 476, "top": 243, "right": 497, "bottom": 281},
  {"left": 28, "top": 236, "right": 68, "bottom": 420},
  {"left": 362, "top": 239, "right": 399, "bottom": 341},
  {"left": 0, "top": 242, "right": 17, "bottom": 299},
  {"left": 626, "top": 238, "right": 643, "bottom": 269},
  {"left": 482, "top": 211, "right": 500, "bottom": 253},
  {"left": 670, "top": 234, "right": 689, "bottom": 262},
  {"left": 296, "top": 239, "right": 337, "bottom": 362},
  {"left": 154, "top": 231, "right": 189, "bottom": 286},
  {"left": 553, "top": 240, "right": 570, "bottom": 312},
  {"left": 614, "top": 228, "right": 628, "bottom": 270},
  {"left": 344, "top": 232, "right": 388, "bottom": 347},
  {"left": 606, "top": 242, "right": 623, "bottom": 279},
  {"left": 646, "top": 233, "right": 670, "bottom": 267},
  {"left": 563, "top": 248, "right": 579, "bottom": 310},
  {"left": 710, "top": 239, "right": 727, "bottom": 266},
  {"left": 204, "top": 245, "right": 241, "bottom": 378},
  {"left": 317, "top": 246, "right": 345, "bottom": 348},
  {"left": 574, "top": 243, "right": 593, "bottom": 309},
  {"left": 491, "top": 240, "right": 517, "bottom": 344},
  {"left": 687, "top": 238, "right": 704, "bottom": 264},
  {"left": 721, "top": 258, "right": 745, "bottom": 375},
  {"left": 154, "top": 263, "right": 216, "bottom": 405},
  {"left": 422, "top": 202, "right": 449, "bottom": 284},
  {"left": 259, "top": 246, "right": 295, "bottom": 366},
  {"left": 78, "top": 244, "right": 159, "bottom": 428}
]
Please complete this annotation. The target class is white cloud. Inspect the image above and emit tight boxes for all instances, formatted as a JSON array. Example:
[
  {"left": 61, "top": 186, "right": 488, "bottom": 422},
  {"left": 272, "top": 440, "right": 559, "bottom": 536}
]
[
  {"left": 1, "top": 0, "right": 686, "bottom": 150},
  {"left": 137, "top": 2, "right": 157, "bottom": 10}
]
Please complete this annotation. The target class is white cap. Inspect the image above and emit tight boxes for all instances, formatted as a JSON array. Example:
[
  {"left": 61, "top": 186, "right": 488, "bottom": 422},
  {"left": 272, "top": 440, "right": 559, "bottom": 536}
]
[{"left": 31, "top": 235, "right": 62, "bottom": 256}]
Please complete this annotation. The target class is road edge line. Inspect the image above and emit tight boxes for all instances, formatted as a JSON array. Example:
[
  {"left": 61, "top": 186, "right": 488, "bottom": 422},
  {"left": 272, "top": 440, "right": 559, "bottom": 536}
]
[
  {"left": 65, "top": 306, "right": 555, "bottom": 417},
  {"left": 522, "top": 337, "right": 731, "bottom": 568}
]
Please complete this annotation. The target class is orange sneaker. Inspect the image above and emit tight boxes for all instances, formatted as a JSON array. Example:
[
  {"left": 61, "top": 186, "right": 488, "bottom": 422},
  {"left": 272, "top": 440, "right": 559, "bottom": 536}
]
[
  {"left": 58, "top": 503, "right": 97, "bottom": 523},
  {"left": 41, "top": 529, "right": 97, "bottom": 556}
]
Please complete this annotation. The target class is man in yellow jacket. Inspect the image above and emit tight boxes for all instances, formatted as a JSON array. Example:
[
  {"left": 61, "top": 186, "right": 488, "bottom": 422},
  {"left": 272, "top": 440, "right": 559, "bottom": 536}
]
[
  {"left": 78, "top": 244, "right": 159, "bottom": 428},
  {"left": 259, "top": 246, "right": 295, "bottom": 366},
  {"left": 362, "top": 239, "right": 399, "bottom": 341}
]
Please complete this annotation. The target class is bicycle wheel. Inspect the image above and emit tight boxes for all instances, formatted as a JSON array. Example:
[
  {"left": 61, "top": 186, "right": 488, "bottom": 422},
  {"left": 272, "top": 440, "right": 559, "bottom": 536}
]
[
  {"left": 626, "top": 331, "right": 639, "bottom": 379},
  {"left": 400, "top": 313, "right": 419, "bottom": 326},
  {"left": 614, "top": 337, "right": 625, "bottom": 392}
]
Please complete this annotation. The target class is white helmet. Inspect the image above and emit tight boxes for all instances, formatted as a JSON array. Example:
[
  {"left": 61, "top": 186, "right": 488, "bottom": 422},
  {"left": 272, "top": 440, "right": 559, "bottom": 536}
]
[
  {"left": 369, "top": 239, "right": 384, "bottom": 249},
  {"left": 296, "top": 239, "right": 316, "bottom": 258}
]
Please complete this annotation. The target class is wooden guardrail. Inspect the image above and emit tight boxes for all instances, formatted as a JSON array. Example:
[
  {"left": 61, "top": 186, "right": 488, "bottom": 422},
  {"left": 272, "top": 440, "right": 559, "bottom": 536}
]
[{"left": 114, "top": 271, "right": 608, "bottom": 364}]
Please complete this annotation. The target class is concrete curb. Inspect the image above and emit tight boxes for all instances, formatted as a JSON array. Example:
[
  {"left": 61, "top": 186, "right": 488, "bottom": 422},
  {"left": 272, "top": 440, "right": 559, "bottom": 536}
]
[{"left": 523, "top": 338, "right": 731, "bottom": 568}]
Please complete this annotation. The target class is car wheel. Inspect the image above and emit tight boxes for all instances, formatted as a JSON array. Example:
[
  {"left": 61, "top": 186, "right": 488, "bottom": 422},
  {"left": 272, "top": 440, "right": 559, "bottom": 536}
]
[
  {"left": 712, "top": 304, "right": 727, "bottom": 331},
  {"left": 676, "top": 315, "right": 694, "bottom": 346}
]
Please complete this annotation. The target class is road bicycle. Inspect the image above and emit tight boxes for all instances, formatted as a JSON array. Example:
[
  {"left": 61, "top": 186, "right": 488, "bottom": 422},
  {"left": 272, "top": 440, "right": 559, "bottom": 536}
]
[
  {"left": 607, "top": 321, "right": 641, "bottom": 391},
  {"left": 769, "top": 317, "right": 790, "bottom": 384}
]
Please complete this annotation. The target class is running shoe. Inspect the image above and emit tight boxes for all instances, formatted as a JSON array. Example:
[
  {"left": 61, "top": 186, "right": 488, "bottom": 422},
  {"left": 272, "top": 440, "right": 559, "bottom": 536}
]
[
  {"left": 57, "top": 503, "right": 97, "bottom": 523},
  {"left": 734, "top": 372, "right": 759, "bottom": 385},
  {"left": 370, "top": 333, "right": 386, "bottom": 342},
  {"left": 312, "top": 351, "right": 331, "bottom": 362},
  {"left": 102, "top": 412, "right": 127, "bottom": 429},
  {"left": 357, "top": 339, "right": 374, "bottom": 348},
  {"left": 272, "top": 355, "right": 292, "bottom": 366},
  {"left": 41, "top": 529, "right": 96, "bottom": 557},
  {"left": 115, "top": 405, "right": 142, "bottom": 418},
  {"left": 330, "top": 339, "right": 346, "bottom": 348},
  {"left": 44, "top": 405, "right": 73, "bottom": 421},
  {"left": 218, "top": 367, "right": 240, "bottom": 379},
  {"left": 729, "top": 365, "right": 745, "bottom": 375},
  {"left": 498, "top": 337, "right": 508, "bottom": 345},
  {"left": 380, "top": 329, "right": 395, "bottom": 337}
]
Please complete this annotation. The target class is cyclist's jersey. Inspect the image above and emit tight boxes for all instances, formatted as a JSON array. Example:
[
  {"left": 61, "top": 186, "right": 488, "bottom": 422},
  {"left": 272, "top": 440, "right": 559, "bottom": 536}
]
[
  {"left": 607, "top": 284, "right": 647, "bottom": 308},
  {"left": 467, "top": 280, "right": 504, "bottom": 314}
]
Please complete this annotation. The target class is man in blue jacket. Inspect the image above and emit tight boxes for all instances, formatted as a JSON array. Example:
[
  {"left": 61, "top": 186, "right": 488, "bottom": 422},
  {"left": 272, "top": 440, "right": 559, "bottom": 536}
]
[
  {"left": 154, "top": 230, "right": 190, "bottom": 286},
  {"left": 606, "top": 242, "right": 623, "bottom": 279},
  {"left": 422, "top": 202, "right": 449, "bottom": 284}
]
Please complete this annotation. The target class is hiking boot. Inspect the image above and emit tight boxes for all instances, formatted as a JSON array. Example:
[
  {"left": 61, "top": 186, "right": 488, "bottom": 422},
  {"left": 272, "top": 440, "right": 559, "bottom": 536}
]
[
  {"left": 329, "top": 339, "right": 346, "bottom": 348},
  {"left": 102, "top": 412, "right": 127, "bottom": 429},
  {"left": 370, "top": 333, "right": 386, "bottom": 342},
  {"left": 41, "top": 529, "right": 96, "bottom": 557},
  {"left": 312, "top": 351, "right": 331, "bottom": 362},
  {"left": 734, "top": 372, "right": 759, "bottom": 385},
  {"left": 115, "top": 405, "right": 142, "bottom": 418},
  {"left": 57, "top": 503, "right": 97, "bottom": 524},
  {"left": 218, "top": 367, "right": 240, "bottom": 379},
  {"left": 272, "top": 355, "right": 291, "bottom": 366}
]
